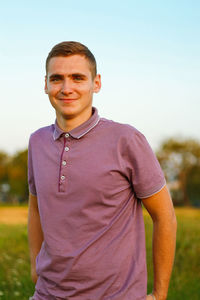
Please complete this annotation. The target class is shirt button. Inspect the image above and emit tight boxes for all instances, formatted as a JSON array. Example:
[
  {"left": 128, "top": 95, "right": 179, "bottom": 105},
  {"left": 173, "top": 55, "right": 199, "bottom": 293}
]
[
  {"left": 62, "top": 160, "right": 67, "bottom": 166},
  {"left": 65, "top": 146, "right": 69, "bottom": 152},
  {"left": 61, "top": 175, "right": 65, "bottom": 180},
  {"left": 65, "top": 133, "right": 70, "bottom": 138}
]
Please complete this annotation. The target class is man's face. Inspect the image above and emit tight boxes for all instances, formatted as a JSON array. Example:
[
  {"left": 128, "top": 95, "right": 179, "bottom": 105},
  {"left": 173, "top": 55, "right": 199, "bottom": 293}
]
[{"left": 45, "top": 55, "right": 101, "bottom": 122}]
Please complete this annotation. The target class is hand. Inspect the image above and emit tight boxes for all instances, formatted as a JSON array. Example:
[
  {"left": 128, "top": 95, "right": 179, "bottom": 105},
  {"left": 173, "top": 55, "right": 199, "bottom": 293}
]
[{"left": 146, "top": 294, "right": 155, "bottom": 300}]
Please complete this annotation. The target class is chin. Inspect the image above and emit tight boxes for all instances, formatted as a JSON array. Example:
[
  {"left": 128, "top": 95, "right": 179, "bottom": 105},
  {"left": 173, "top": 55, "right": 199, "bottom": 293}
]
[{"left": 61, "top": 110, "right": 78, "bottom": 119}]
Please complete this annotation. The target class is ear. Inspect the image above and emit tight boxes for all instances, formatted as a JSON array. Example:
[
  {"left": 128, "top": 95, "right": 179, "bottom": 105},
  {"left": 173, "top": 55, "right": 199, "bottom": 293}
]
[
  {"left": 44, "top": 76, "right": 48, "bottom": 94},
  {"left": 93, "top": 74, "right": 101, "bottom": 93}
]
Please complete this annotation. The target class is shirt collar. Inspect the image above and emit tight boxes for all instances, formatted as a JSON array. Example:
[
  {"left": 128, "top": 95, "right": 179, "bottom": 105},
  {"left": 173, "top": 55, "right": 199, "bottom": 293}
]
[{"left": 53, "top": 107, "right": 100, "bottom": 140}]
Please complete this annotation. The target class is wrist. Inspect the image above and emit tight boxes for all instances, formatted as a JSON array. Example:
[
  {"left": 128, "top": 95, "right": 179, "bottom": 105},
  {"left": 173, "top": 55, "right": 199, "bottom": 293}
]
[
  {"left": 151, "top": 293, "right": 156, "bottom": 300},
  {"left": 152, "top": 291, "right": 167, "bottom": 300}
]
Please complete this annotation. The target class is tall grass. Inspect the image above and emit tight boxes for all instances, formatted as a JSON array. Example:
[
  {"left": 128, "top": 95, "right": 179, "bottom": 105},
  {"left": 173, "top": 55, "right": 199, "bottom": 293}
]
[
  {"left": 0, "top": 208, "right": 199, "bottom": 299},
  {"left": 145, "top": 208, "right": 200, "bottom": 299},
  {"left": 0, "top": 224, "right": 34, "bottom": 300}
]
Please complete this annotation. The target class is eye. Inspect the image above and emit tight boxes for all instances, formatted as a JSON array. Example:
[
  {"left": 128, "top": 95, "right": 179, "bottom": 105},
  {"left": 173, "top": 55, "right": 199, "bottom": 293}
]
[
  {"left": 49, "top": 75, "right": 62, "bottom": 82},
  {"left": 73, "top": 75, "right": 82, "bottom": 81},
  {"left": 50, "top": 77, "right": 60, "bottom": 82},
  {"left": 72, "top": 74, "right": 86, "bottom": 82}
]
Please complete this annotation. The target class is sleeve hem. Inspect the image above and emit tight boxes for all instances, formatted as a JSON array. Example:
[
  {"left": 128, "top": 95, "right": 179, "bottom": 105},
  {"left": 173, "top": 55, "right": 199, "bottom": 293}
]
[
  {"left": 137, "top": 180, "right": 166, "bottom": 199},
  {"left": 29, "top": 190, "right": 37, "bottom": 197}
]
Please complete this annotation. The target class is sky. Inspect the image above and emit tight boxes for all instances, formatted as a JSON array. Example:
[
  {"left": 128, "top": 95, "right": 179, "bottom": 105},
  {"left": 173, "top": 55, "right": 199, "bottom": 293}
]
[{"left": 1, "top": 0, "right": 200, "bottom": 153}]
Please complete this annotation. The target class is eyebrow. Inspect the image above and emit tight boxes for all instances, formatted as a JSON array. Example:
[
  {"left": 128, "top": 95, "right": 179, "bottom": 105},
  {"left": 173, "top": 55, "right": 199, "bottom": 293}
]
[
  {"left": 49, "top": 74, "right": 63, "bottom": 80},
  {"left": 71, "top": 73, "right": 87, "bottom": 79},
  {"left": 48, "top": 73, "right": 88, "bottom": 80}
]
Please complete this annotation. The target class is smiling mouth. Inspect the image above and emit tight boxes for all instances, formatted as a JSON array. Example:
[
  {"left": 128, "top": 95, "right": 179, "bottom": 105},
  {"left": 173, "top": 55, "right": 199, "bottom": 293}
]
[{"left": 59, "top": 98, "right": 78, "bottom": 102}]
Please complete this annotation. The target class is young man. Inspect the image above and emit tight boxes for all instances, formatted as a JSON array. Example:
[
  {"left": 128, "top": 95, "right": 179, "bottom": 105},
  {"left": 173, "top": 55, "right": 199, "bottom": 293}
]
[{"left": 28, "top": 41, "right": 177, "bottom": 300}]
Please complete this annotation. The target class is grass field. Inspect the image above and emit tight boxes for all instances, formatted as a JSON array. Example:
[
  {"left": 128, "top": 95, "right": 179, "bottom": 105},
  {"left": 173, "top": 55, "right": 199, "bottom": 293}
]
[{"left": 0, "top": 207, "right": 200, "bottom": 299}]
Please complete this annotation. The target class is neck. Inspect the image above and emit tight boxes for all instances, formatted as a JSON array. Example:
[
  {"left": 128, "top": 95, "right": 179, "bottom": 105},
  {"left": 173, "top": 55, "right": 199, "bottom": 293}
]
[{"left": 56, "top": 108, "right": 93, "bottom": 132}]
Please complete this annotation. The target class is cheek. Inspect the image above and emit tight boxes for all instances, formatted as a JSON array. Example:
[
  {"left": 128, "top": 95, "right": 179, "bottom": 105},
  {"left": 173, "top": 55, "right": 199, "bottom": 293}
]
[
  {"left": 48, "top": 86, "right": 60, "bottom": 96},
  {"left": 78, "top": 84, "right": 94, "bottom": 95}
]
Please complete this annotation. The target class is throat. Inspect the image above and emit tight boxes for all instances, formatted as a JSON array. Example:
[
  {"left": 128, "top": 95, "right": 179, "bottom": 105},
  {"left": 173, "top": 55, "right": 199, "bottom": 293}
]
[{"left": 56, "top": 109, "right": 92, "bottom": 132}]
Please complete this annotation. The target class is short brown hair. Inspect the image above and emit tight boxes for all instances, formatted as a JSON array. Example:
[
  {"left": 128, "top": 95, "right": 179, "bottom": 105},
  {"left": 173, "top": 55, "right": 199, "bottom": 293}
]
[{"left": 46, "top": 41, "right": 97, "bottom": 78}]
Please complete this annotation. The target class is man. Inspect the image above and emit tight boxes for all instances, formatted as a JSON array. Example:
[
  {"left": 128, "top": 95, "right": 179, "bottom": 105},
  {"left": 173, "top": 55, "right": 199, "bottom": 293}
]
[{"left": 28, "top": 41, "right": 177, "bottom": 300}]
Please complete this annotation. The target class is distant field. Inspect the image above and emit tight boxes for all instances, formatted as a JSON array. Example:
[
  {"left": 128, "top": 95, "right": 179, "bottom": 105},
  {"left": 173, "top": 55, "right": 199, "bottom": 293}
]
[
  {"left": 0, "top": 207, "right": 200, "bottom": 299},
  {"left": 0, "top": 207, "right": 28, "bottom": 224}
]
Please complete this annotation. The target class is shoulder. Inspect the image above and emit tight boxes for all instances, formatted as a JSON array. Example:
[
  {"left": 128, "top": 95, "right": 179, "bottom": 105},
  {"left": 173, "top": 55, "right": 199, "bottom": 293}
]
[
  {"left": 29, "top": 124, "right": 54, "bottom": 144},
  {"left": 99, "top": 117, "right": 145, "bottom": 141},
  {"left": 98, "top": 118, "right": 154, "bottom": 159}
]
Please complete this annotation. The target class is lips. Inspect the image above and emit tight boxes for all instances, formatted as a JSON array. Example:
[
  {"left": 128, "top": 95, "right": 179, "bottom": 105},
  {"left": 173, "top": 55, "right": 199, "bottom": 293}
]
[
  {"left": 59, "top": 98, "right": 78, "bottom": 103},
  {"left": 59, "top": 98, "right": 77, "bottom": 100}
]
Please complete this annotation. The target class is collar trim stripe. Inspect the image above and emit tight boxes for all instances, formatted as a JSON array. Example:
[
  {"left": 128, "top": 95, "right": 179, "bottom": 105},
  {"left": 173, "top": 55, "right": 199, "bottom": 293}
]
[
  {"left": 76, "top": 117, "right": 100, "bottom": 139},
  {"left": 53, "top": 107, "right": 100, "bottom": 140}
]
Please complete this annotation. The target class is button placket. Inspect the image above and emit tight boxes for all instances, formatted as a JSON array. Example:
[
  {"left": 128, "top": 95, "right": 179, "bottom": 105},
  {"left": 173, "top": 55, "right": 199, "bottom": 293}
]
[{"left": 59, "top": 135, "right": 70, "bottom": 192}]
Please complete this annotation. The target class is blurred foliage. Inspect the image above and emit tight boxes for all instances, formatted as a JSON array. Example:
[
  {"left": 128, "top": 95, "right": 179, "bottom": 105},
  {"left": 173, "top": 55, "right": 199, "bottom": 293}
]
[
  {"left": 8, "top": 149, "right": 28, "bottom": 201},
  {"left": 156, "top": 138, "right": 200, "bottom": 206},
  {"left": 186, "top": 165, "right": 200, "bottom": 207},
  {"left": 0, "top": 150, "right": 28, "bottom": 204},
  {"left": 0, "top": 152, "right": 9, "bottom": 183}
]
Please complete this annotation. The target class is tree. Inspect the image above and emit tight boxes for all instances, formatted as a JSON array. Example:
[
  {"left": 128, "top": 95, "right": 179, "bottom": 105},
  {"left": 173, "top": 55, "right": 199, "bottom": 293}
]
[
  {"left": 0, "top": 151, "right": 9, "bottom": 184},
  {"left": 156, "top": 138, "right": 200, "bottom": 206},
  {"left": 7, "top": 149, "right": 28, "bottom": 203},
  {"left": 0, "top": 151, "right": 10, "bottom": 202},
  {"left": 186, "top": 165, "right": 200, "bottom": 207}
]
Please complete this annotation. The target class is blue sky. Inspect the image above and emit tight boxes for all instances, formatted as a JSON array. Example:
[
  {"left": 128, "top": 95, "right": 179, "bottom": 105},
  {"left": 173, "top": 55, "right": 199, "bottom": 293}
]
[{"left": 1, "top": 1, "right": 200, "bottom": 153}]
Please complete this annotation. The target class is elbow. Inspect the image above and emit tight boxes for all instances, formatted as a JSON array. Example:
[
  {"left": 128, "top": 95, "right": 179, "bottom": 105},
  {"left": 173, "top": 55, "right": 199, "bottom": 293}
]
[{"left": 153, "top": 209, "right": 177, "bottom": 233}]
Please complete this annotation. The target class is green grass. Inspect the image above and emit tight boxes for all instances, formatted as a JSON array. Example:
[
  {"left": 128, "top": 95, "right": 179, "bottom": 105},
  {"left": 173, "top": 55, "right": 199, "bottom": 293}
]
[
  {"left": 0, "top": 224, "right": 35, "bottom": 300},
  {"left": 145, "top": 208, "right": 200, "bottom": 299},
  {"left": 0, "top": 208, "right": 200, "bottom": 299}
]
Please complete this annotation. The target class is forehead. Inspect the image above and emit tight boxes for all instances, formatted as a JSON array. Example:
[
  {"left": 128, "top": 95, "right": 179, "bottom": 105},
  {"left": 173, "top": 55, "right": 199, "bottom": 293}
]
[{"left": 47, "top": 55, "right": 92, "bottom": 76}]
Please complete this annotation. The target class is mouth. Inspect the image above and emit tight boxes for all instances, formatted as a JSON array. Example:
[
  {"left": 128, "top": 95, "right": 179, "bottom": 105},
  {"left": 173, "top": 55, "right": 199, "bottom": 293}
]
[{"left": 59, "top": 98, "right": 78, "bottom": 103}]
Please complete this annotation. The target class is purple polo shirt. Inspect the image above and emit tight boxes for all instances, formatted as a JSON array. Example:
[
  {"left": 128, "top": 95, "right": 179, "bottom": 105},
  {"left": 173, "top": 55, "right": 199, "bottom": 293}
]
[{"left": 28, "top": 107, "right": 165, "bottom": 300}]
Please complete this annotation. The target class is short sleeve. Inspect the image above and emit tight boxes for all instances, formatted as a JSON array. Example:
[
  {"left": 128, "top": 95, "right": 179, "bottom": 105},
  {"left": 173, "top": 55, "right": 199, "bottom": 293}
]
[
  {"left": 125, "top": 131, "right": 166, "bottom": 199},
  {"left": 28, "top": 136, "right": 37, "bottom": 196}
]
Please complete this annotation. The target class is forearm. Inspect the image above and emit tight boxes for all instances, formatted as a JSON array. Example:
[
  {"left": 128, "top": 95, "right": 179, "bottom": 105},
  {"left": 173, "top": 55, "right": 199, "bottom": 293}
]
[
  {"left": 28, "top": 194, "right": 43, "bottom": 282},
  {"left": 152, "top": 216, "right": 177, "bottom": 300}
]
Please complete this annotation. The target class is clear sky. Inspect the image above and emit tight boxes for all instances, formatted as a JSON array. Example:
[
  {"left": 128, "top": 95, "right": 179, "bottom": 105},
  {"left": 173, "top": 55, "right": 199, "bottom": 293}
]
[{"left": 1, "top": 0, "right": 200, "bottom": 153}]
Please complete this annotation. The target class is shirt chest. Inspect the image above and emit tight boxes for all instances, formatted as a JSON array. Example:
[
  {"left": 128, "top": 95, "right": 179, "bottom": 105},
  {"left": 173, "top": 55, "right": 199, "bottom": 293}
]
[{"left": 32, "top": 135, "right": 131, "bottom": 198}]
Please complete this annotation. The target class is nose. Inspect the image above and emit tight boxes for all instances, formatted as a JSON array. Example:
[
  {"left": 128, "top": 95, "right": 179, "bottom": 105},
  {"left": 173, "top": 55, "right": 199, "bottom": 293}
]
[{"left": 61, "top": 79, "right": 73, "bottom": 95}]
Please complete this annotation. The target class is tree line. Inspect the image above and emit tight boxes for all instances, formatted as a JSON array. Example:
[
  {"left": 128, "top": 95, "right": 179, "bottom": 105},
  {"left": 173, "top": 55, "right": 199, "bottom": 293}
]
[
  {"left": 0, "top": 149, "right": 28, "bottom": 204},
  {"left": 0, "top": 137, "right": 200, "bottom": 206},
  {"left": 156, "top": 138, "right": 200, "bottom": 207}
]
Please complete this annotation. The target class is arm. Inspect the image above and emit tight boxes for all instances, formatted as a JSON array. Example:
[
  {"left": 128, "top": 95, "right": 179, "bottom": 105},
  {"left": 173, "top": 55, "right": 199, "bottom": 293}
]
[
  {"left": 28, "top": 193, "right": 44, "bottom": 284},
  {"left": 142, "top": 185, "right": 177, "bottom": 300}
]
